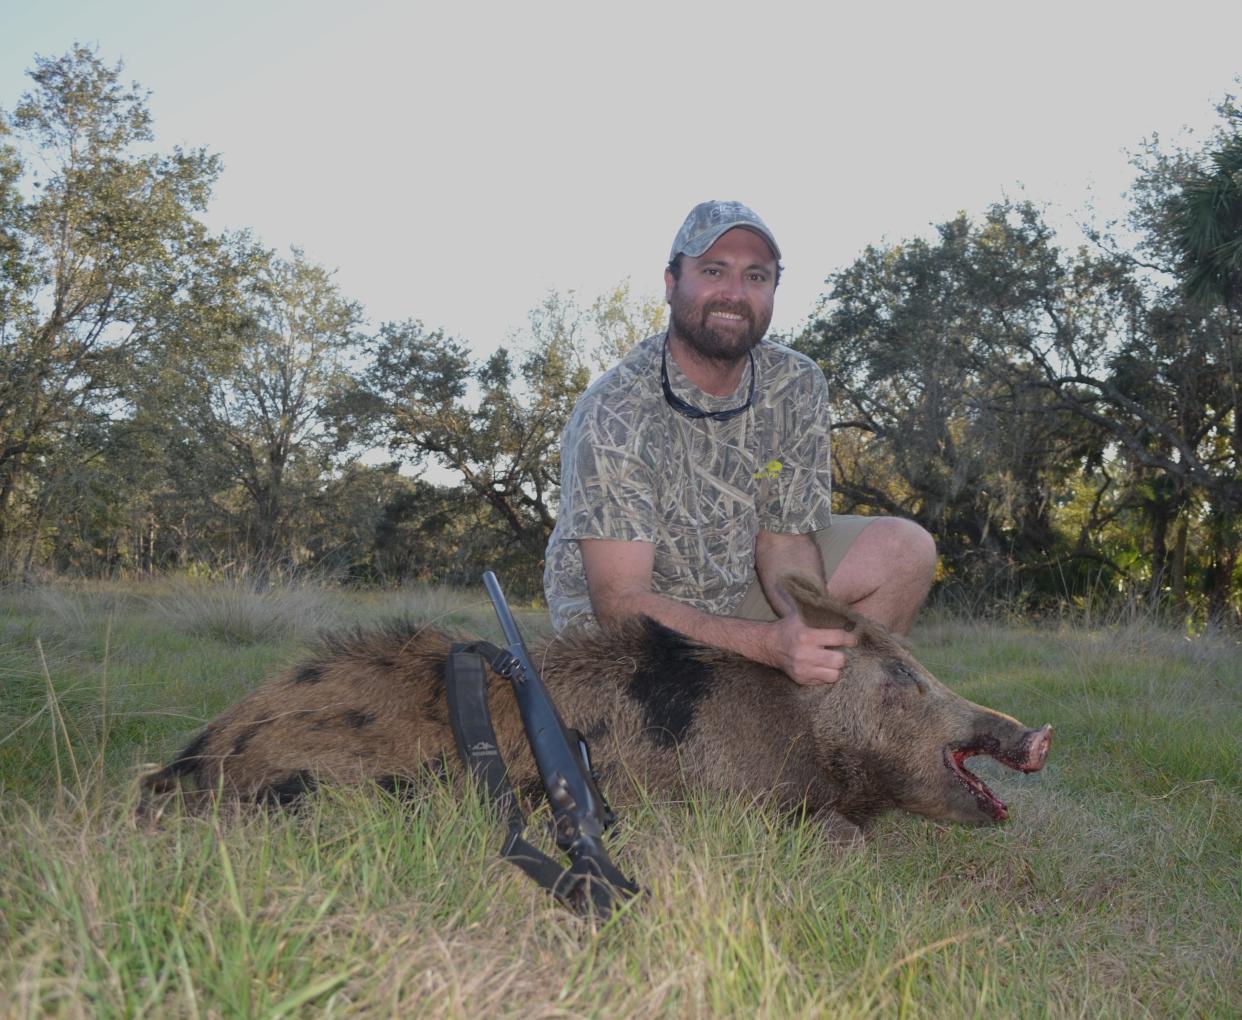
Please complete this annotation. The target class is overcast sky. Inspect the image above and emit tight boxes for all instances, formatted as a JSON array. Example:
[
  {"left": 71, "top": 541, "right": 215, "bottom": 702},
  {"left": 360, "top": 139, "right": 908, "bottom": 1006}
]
[{"left": 3, "top": 1, "right": 1240, "bottom": 356}]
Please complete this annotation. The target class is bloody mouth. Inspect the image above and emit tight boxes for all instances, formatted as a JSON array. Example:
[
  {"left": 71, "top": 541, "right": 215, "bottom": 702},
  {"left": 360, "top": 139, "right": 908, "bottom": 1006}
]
[
  {"left": 944, "top": 725, "right": 1052, "bottom": 822},
  {"left": 946, "top": 747, "right": 1010, "bottom": 820}
]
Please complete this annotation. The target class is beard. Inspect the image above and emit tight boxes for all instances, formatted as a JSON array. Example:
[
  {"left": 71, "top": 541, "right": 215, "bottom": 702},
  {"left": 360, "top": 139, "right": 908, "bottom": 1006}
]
[{"left": 668, "top": 292, "right": 771, "bottom": 365}]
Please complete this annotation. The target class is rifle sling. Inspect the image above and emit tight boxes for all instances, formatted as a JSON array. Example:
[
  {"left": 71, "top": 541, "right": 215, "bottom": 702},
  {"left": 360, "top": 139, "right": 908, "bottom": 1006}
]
[{"left": 445, "top": 641, "right": 634, "bottom": 915}]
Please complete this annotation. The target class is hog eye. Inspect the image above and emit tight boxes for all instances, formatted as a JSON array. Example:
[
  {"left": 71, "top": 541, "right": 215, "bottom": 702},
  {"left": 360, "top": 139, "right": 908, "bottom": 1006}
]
[{"left": 882, "top": 659, "right": 926, "bottom": 693}]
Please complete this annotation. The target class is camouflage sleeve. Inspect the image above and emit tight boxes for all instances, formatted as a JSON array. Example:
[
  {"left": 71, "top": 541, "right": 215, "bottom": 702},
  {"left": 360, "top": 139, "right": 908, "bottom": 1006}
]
[
  {"left": 756, "top": 357, "right": 834, "bottom": 534},
  {"left": 556, "top": 397, "right": 658, "bottom": 543}
]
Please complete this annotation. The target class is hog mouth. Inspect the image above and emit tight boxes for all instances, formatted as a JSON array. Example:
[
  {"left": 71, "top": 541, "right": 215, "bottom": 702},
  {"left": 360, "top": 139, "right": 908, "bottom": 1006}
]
[{"left": 943, "top": 725, "right": 1052, "bottom": 822}]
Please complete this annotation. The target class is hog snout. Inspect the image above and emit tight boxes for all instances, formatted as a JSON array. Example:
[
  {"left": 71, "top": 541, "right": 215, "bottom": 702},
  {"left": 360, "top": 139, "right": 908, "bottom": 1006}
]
[
  {"left": 942, "top": 722, "right": 1054, "bottom": 823},
  {"left": 1017, "top": 724, "right": 1052, "bottom": 773}
]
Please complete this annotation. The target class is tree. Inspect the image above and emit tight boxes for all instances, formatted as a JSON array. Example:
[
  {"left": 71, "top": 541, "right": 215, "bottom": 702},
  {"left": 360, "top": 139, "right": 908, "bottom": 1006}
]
[
  {"left": 1149, "top": 94, "right": 1242, "bottom": 613},
  {"left": 799, "top": 203, "right": 1110, "bottom": 598},
  {"left": 365, "top": 284, "right": 665, "bottom": 573},
  {"left": 0, "top": 45, "right": 220, "bottom": 573},
  {"left": 1062, "top": 95, "right": 1242, "bottom": 615},
  {"left": 161, "top": 245, "right": 364, "bottom": 565},
  {"left": 583, "top": 279, "right": 666, "bottom": 369},
  {"left": 1168, "top": 95, "right": 1242, "bottom": 312},
  {"left": 364, "top": 319, "right": 575, "bottom": 565}
]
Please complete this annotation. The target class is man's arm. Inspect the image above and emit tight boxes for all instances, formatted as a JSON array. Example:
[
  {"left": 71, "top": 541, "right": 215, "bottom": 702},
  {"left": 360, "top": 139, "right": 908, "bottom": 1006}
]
[
  {"left": 753, "top": 529, "right": 826, "bottom": 616},
  {"left": 579, "top": 536, "right": 855, "bottom": 685}
]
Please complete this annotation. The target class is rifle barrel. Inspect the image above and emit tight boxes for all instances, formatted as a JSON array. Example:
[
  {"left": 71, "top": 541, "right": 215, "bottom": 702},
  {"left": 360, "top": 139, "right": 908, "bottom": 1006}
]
[{"left": 482, "top": 571, "right": 529, "bottom": 657}]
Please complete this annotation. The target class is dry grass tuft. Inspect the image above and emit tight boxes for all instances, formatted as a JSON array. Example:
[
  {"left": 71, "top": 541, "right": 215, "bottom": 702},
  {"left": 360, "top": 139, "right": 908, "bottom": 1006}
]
[{"left": 147, "top": 576, "right": 343, "bottom": 644}]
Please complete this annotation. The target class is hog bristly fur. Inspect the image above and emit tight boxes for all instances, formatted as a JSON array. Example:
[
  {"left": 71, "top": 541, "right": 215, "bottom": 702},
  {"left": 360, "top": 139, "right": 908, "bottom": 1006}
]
[{"left": 140, "top": 574, "right": 1049, "bottom": 835}]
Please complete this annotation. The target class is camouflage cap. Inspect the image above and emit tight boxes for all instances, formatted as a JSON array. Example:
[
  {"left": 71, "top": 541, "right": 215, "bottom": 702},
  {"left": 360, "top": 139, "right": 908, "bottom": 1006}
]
[{"left": 669, "top": 200, "right": 782, "bottom": 262}]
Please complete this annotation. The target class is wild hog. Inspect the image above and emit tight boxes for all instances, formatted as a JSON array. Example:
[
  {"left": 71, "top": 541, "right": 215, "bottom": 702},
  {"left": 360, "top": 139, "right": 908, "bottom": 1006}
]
[{"left": 141, "top": 574, "right": 1051, "bottom": 839}]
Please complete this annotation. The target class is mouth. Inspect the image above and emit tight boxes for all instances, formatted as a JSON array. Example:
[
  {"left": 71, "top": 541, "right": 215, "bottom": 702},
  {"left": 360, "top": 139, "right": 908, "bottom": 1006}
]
[
  {"left": 704, "top": 304, "right": 752, "bottom": 328},
  {"left": 944, "top": 725, "right": 1052, "bottom": 822}
]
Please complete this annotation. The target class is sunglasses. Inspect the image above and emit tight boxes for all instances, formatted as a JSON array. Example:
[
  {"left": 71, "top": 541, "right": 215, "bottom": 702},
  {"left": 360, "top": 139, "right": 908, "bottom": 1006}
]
[{"left": 660, "top": 341, "right": 755, "bottom": 422}]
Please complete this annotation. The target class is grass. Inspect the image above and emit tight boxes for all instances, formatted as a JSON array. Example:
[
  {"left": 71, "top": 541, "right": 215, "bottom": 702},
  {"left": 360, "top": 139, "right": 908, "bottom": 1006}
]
[{"left": 0, "top": 579, "right": 1238, "bottom": 1018}]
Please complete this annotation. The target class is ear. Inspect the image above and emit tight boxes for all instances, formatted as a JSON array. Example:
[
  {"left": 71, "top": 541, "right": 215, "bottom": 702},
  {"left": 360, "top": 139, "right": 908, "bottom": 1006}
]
[{"left": 777, "top": 573, "right": 856, "bottom": 632}]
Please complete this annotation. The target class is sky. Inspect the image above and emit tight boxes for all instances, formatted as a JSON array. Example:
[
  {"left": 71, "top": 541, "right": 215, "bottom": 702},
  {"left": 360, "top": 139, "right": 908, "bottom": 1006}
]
[{"left": 3, "top": 0, "right": 1240, "bottom": 358}]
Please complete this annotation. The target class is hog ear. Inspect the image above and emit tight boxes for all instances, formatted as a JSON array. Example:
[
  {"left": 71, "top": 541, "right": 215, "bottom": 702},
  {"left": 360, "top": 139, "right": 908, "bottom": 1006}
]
[{"left": 777, "top": 572, "right": 856, "bottom": 632}]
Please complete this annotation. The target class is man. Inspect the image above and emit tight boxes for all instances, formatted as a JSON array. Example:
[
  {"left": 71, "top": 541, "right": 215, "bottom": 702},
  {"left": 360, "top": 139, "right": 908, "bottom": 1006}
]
[{"left": 544, "top": 200, "right": 936, "bottom": 684}]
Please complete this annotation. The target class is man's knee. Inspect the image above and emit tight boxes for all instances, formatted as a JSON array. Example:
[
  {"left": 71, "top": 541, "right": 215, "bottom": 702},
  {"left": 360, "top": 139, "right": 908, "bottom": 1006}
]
[
  {"left": 868, "top": 517, "right": 936, "bottom": 580},
  {"left": 832, "top": 517, "right": 937, "bottom": 594}
]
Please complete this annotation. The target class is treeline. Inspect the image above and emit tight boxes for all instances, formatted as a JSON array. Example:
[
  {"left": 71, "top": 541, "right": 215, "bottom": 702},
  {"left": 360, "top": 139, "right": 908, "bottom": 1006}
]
[
  {"left": 0, "top": 47, "right": 662, "bottom": 596},
  {"left": 807, "top": 184, "right": 1242, "bottom": 618},
  {"left": 2, "top": 47, "right": 1240, "bottom": 617}
]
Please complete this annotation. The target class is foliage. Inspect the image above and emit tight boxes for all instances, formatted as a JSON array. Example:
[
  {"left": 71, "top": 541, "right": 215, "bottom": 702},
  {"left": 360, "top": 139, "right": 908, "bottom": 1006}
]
[
  {"left": 1077, "top": 94, "right": 1242, "bottom": 616},
  {"left": 1166, "top": 94, "right": 1242, "bottom": 311},
  {"left": 0, "top": 46, "right": 220, "bottom": 574},
  {"left": 798, "top": 203, "right": 1114, "bottom": 600},
  {"left": 801, "top": 174, "right": 1242, "bottom": 619},
  {"left": 2, "top": 45, "right": 1240, "bottom": 618},
  {"left": 157, "top": 244, "right": 364, "bottom": 565},
  {"left": 361, "top": 285, "right": 665, "bottom": 570}
]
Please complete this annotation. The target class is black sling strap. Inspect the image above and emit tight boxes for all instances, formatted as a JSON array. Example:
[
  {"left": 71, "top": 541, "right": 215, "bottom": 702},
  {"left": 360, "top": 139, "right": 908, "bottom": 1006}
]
[{"left": 445, "top": 634, "right": 639, "bottom": 918}]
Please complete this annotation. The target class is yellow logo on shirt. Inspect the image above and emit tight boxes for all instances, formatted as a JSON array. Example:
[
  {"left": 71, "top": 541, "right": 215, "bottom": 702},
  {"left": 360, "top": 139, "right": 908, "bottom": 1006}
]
[{"left": 752, "top": 459, "right": 783, "bottom": 480}]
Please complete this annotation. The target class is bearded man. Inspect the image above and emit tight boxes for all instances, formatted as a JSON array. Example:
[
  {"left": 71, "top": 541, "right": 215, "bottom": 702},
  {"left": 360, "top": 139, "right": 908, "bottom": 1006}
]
[{"left": 543, "top": 201, "right": 936, "bottom": 684}]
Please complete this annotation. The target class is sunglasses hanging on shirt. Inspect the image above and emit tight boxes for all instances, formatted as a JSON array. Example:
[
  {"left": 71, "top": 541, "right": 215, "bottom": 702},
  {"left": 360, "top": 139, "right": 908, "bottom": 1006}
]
[{"left": 660, "top": 340, "right": 755, "bottom": 422}]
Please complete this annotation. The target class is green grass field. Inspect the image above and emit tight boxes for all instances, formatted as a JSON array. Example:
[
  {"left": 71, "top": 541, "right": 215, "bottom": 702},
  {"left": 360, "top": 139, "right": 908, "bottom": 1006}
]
[{"left": 1, "top": 579, "right": 1238, "bottom": 1018}]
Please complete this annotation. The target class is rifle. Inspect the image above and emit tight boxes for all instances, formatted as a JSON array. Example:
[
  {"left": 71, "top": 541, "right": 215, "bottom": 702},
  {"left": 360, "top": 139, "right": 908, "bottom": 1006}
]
[{"left": 443, "top": 571, "right": 639, "bottom": 918}]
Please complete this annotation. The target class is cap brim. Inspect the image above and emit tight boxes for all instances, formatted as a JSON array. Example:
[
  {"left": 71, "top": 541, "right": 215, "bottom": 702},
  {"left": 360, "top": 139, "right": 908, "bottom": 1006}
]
[{"left": 674, "top": 223, "right": 781, "bottom": 261}]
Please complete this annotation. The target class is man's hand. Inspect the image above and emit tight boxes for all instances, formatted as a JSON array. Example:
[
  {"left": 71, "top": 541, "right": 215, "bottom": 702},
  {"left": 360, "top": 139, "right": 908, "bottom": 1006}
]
[
  {"left": 579, "top": 537, "right": 855, "bottom": 685},
  {"left": 763, "top": 612, "right": 856, "bottom": 685}
]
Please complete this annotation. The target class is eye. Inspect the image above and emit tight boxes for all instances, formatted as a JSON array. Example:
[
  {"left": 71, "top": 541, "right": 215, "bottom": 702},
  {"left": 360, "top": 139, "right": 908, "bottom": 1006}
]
[{"left": 882, "top": 659, "right": 926, "bottom": 693}]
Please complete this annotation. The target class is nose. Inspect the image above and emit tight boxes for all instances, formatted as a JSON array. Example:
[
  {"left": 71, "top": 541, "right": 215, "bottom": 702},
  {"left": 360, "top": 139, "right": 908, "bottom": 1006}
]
[{"left": 718, "top": 270, "right": 747, "bottom": 302}]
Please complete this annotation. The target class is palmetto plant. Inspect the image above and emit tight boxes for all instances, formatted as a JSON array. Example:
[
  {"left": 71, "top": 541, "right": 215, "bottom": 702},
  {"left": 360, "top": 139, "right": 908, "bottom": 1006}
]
[{"left": 1171, "top": 118, "right": 1242, "bottom": 311}]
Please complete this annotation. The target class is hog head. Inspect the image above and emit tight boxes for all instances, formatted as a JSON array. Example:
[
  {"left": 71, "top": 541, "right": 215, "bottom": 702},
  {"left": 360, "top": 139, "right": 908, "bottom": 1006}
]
[{"left": 782, "top": 575, "right": 1052, "bottom": 826}]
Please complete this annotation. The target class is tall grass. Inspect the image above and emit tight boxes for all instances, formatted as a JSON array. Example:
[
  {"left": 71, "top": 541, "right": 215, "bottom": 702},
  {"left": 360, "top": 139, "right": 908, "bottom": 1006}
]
[{"left": 0, "top": 579, "right": 1238, "bottom": 1017}]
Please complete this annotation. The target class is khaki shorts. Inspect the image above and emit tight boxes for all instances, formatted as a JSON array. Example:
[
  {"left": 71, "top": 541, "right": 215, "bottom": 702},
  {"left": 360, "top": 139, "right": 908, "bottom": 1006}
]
[{"left": 732, "top": 515, "right": 875, "bottom": 622}]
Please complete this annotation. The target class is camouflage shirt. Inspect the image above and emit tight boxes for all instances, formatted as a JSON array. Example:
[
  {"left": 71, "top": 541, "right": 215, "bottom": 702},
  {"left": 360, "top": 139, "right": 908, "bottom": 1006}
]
[{"left": 544, "top": 333, "right": 834, "bottom": 630}]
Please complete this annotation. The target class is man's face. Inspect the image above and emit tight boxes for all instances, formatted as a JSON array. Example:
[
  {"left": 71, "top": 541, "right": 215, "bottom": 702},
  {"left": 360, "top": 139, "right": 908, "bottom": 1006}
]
[{"left": 665, "top": 227, "right": 778, "bottom": 364}]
